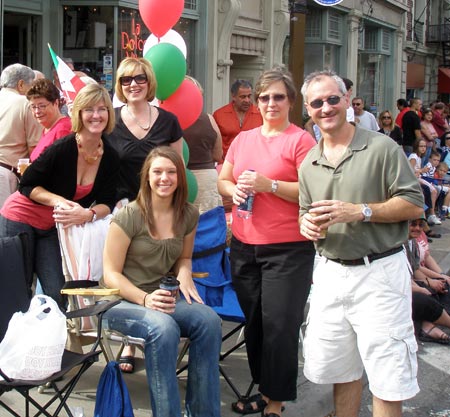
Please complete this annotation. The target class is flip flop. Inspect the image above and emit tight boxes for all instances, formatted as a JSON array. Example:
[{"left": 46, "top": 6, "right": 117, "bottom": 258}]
[
  {"left": 231, "top": 393, "right": 285, "bottom": 415},
  {"left": 118, "top": 355, "right": 136, "bottom": 373}
]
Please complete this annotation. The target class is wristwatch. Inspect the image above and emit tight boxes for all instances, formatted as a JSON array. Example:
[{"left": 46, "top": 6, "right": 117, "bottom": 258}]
[
  {"left": 271, "top": 180, "right": 279, "bottom": 193},
  {"left": 361, "top": 204, "right": 372, "bottom": 222}
]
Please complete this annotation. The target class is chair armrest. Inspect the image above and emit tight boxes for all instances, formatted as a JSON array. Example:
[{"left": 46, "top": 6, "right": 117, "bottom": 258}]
[
  {"left": 61, "top": 288, "right": 120, "bottom": 296},
  {"left": 66, "top": 299, "right": 120, "bottom": 320}
]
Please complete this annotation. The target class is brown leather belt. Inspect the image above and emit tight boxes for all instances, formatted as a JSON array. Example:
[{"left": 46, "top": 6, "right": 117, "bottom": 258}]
[
  {"left": 327, "top": 246, "right": 403, "bottom": 266},
  {"left": 0, "top": 162, "right": 19, "bottom": 178}
]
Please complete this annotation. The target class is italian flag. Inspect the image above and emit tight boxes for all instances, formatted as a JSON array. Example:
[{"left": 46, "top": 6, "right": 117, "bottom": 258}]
[{"left": 48, "top": 44, "right": 85, "bottom": 108}]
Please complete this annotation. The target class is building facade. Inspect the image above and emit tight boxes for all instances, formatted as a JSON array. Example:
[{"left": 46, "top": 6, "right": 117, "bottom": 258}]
[{"left": 0, "top": 0, "right": 449, "bottom": 116}]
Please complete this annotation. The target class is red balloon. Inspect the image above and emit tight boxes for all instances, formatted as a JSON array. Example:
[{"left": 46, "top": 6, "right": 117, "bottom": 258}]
[
  {"left": 139, "top": 0, "right": 184, "bottom": 38},
  {"left": 160, "top": 80, "right": 203, "bottom": 130}
]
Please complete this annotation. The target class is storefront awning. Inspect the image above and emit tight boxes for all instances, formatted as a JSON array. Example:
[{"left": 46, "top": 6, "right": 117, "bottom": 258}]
[
  {"left": 438, "top": 68, "right": 450, "bottom": 94},
  {"left": 406, "top": 63, "right": 425, "bottom": 89}
]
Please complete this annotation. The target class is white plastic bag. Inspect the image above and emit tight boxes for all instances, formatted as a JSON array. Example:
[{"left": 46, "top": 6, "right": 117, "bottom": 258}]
[{"left": 0, "top": 295, "right": 67, "bottom": 380}]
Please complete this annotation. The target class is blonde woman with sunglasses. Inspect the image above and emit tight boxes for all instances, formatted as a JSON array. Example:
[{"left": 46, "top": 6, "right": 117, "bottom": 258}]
[{"left": 377, "top": 110, "right": 402, "bottom": 145}]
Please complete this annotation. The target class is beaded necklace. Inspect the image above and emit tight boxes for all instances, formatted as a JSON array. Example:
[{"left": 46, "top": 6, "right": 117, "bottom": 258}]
[{"left": 76, "top": 134, "right": 104, "bottom": 164}]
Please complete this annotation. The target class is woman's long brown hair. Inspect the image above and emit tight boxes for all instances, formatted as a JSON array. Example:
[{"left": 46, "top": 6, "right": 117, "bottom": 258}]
[{"left": 136, "top": 146, "right": 188, "bottom": 236}]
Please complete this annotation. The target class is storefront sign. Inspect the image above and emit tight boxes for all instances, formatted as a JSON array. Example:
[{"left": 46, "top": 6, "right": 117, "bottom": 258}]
[
  {"left": 313, "top": 0, "right": 343, "bottom": 5},
  {"left": 121, "top": 18, "right": 145, "bottom": 57}
]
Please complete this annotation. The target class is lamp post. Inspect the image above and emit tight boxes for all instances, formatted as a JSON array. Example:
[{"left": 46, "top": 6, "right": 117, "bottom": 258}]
[{"left": 288, "top": 0, "right": 307, "bottom": 127}]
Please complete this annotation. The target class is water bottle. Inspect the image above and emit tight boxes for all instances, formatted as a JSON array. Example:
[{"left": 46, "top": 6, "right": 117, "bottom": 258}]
[
  {"left": 237, "top": 192, "right": 254, "bottom": 219},
  {"left": 237, "top": 169, "right": 255, "bottom": 219}
]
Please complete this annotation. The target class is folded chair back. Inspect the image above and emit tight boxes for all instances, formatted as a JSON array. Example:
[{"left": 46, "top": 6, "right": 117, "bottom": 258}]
[
  {"left": 57, "top": 217, "right": 112, "bottom": 333},
  {"left": 192, "top": 206, "right": 232, "bottom": 306}
]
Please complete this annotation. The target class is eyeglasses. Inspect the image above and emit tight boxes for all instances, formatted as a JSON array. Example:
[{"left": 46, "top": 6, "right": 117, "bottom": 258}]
[
  {"left": 382, "top": 116, "right": 391, "bottom": 119},
  {"left": 352, "top": 102, "right": 362, "bottom": 107},
  {"left": 82, "top": 107, "right": 109, "bottom": 115},
  {"left": 308, "top": 95, "right": 344, "bottom": 109},
  {"left": 30, "top": 103, "right": 51, "bottom": 112},
  {"left": 258, "top": 94, "right": 287, "bottom": 104},
  {"left": 119, "top": 74, "right": 148, "bottom": 86},
  {"left": 410, "top": 221, "right": 425, "bottom": 227}
]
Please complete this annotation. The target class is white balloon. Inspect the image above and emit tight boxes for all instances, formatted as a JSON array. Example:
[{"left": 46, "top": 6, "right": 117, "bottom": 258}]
[{"left": 143, "top": 29, "right": 187, "bottom": 58}]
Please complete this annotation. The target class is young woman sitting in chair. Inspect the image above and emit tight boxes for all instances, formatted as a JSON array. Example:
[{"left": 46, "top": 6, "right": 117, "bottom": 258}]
[{"left": 102, "top": 146, "right": 222, "bottom": 417}]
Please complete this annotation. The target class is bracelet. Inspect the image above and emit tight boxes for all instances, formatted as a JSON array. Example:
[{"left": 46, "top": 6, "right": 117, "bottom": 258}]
[
  {"left": 425, "top": 278, "right": 430, "bottom": 286},
  {"left": 143, "top": 293, "right": 149, "bottom": 306},
  {"left": 89, "top": 208, "right": 97, "bottom": 222}
]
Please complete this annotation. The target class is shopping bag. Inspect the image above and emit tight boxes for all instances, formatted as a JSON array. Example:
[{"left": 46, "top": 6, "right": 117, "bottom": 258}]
[
  {"left": 94, "top": 361, "right": 134, "bottom": 417},
  {"left": 0, "top": 295, "right": 67, "bottom": 380}
]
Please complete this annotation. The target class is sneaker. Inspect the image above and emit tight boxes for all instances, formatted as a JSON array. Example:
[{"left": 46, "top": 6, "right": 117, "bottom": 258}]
[{"left": 428, "top": 214, "right": 442, "bottom": 225}]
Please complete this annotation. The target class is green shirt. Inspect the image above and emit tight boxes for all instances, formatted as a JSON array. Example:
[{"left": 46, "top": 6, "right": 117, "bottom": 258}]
[
  {"left": 298, "top": 126, "right": 424, "bottom": 260},
  {"left": 111, "top": 201, "right": 199, "bottom": 293}
]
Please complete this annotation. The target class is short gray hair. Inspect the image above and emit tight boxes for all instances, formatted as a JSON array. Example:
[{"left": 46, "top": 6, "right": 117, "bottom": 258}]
[
  {"left": 0, "top": 64, "right": 35, "bottom": 89},
  {"left": 231, "top": 79, "right": 253, "bottom": 96},
  {"left": 301, "top": 70, "right": 347, "bottom": 104}
]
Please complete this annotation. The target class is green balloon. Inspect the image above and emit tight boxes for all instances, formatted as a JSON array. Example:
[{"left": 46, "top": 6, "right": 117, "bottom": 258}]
[
  {"left": 182, "top": 138, "right": 190, "bottom": 164},
  {"left": 186, "top": 169, "right": 198, "bottom": 203},
  {"left": 145, "top": 43, "right": 186, "bottom": 100}
]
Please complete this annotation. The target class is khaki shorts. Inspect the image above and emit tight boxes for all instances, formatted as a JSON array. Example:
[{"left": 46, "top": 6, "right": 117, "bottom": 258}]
[{"left": 303, "top": 250, "right": 420, "bottom": 402}]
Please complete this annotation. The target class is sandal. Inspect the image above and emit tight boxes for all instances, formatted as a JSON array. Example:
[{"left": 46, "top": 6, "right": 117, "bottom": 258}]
[
  {"left": 231, "top": 394, "right": 285, "bottom": 415},
  {"left": 232, "top": 394, "right": 267, "bottom": 415},
  {"left": 426, "top": 230, "right": 442, "bottom": 238},
  {"left": 419, "top": 326, "right": 450, "bottom": 345},
  {"left": 118, "top": 355, "right": 135, "bottom": 373}
]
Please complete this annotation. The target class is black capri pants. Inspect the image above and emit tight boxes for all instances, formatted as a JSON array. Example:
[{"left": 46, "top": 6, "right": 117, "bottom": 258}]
[{"left": 230, "top": 236, "right": 315, "bottom": 401}]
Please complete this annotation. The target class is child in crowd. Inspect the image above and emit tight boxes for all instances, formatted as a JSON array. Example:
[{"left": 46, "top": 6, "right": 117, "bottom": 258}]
[{"left": 423, "top": 152, "right": 450, "bottom": 219}]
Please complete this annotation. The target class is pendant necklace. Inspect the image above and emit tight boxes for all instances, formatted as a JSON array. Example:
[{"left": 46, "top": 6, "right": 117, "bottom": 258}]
[
  {"left": 126, "top": 104, "right": 151, "bottom": 130},
  {"left": 76, "top": 134, "right": 104, "bottom": 164}
]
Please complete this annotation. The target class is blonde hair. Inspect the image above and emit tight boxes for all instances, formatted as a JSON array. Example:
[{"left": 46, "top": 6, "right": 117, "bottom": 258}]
[
  {"left": 71, "top": 84, "right": 115, "bottom": 134},
  {"left": 115, "top": 57, "right": 156, "bottom": 103}
]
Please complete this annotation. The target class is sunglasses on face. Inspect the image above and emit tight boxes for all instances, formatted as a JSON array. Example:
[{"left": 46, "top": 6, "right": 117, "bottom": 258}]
[
  {"left": 308, "top": 95, "right": 344, "bottom": 109},
  {"left": 258, "top": 94, "right": 287, "bottom": 104},
  {"left": 382, "top": 116, "right": 391, "bottom": 119},
  {"left": 410, "top": 221, "right": 425, "bottom": 227},
  {"left": 119, "top": 74, "right": 148, "bottom": 86},
  {"left": 352, "top": 102, "right": 362, "bottom": 107}
]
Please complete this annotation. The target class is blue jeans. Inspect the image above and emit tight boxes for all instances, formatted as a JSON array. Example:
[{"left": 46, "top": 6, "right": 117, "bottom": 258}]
[
  {"left": 0, "top": 215, "right": 65, "bottom": 308},
  {"left": 103, "top": 299, "right": 222, "bottom": 417}
]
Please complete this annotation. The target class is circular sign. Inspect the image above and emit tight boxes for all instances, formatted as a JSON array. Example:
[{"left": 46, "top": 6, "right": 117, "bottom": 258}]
[{"left": 313, "top": 0, "right": 343, "bottom": 5}]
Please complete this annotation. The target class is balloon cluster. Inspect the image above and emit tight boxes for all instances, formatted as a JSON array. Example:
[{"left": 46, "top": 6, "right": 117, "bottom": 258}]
[{"left": 139, "top": 0, "right": 199, "bottom": 203}]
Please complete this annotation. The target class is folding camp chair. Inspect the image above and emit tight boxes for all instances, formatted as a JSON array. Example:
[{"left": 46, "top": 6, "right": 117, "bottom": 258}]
[
  {"left": 187, "top": 206, "right": 255, "bottom": 400},
  {"left": 0, "top": 299, "right": 120, "bottom": 417},
  {"left": 57, "top": 218, "right": 199, "bottom": 371}
]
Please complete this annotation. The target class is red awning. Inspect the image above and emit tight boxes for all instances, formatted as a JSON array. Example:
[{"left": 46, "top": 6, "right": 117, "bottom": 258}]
[{"left": 438, "top": 68, "right": 450, "bottom": 94}]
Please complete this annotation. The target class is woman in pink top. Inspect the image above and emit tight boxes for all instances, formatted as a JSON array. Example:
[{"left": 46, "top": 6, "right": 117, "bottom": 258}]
[
  {"left": 26, "top": 79, "right": 72, "bottom": 161},
  {"left": 218, "top": 68, "right": 316, "bottom": 417},
  {"left": 421, "top": 108, "right": 439, "bottom": 162}
]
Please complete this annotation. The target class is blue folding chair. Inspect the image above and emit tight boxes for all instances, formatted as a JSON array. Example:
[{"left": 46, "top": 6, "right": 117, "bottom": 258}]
[{"left": 189, "top": 206, "right": 254, "bottom": 399}]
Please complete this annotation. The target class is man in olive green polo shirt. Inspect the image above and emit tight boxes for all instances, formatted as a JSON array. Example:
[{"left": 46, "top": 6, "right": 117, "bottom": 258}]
[{"left": 298, "top": 70, "right": 424, "bottom": 417}]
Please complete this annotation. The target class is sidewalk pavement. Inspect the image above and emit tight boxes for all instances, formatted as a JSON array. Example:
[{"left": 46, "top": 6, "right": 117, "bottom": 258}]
[{"left": 2, "top": 222, "right": 450, "bottom": 417}]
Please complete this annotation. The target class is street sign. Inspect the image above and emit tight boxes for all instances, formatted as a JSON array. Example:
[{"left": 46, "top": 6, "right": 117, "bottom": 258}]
[{"left": 313, "top": 0, "right": 343, "bottom": 5}]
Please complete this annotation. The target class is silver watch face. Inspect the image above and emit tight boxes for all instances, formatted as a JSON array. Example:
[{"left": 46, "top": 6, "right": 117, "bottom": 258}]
[{"left": 362, "top": 205, "right": 372, "bottom": 220}]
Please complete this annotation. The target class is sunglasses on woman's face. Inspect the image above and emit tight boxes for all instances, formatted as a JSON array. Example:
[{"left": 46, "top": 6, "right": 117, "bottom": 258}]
[
  {"left": 258, "top": 94, "right": 287, "bottom": 104},
  {"left": 410, "top": 221, "right": 425, "bottom": 228},
  {"left": 119, "top": 74, "right": 148, "bottom": 86},
  {"left": 382, "top": 115, "right": 391, "bottom": 120}
]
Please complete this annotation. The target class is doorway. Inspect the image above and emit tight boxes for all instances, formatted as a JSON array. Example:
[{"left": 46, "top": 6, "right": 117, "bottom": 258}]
[{"left": 2, "top": 12, "right": 39, "bottom": 70}]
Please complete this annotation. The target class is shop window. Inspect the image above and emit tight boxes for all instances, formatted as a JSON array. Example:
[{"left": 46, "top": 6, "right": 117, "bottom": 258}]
[
  {"left": 327, "top": 11, "right": 341, "bottom": 41},
  {"left": 306, "top": 8, "right": 322, "bottom": 39},
  {"left": 63, "top": 6, "right": 114, "bottom": 91}
]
